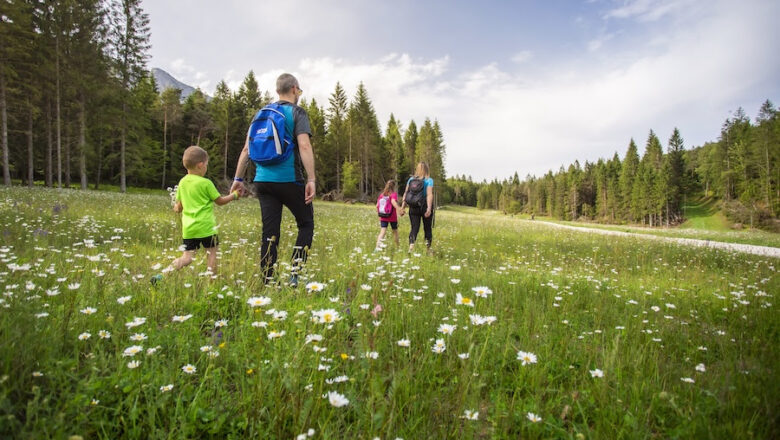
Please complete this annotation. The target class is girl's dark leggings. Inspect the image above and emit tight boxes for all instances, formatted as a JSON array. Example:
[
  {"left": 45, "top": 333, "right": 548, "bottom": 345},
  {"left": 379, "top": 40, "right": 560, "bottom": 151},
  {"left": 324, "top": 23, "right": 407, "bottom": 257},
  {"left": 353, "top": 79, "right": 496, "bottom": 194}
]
[{"left": 408, "top": 212, "right": 433, "bottom": 246}]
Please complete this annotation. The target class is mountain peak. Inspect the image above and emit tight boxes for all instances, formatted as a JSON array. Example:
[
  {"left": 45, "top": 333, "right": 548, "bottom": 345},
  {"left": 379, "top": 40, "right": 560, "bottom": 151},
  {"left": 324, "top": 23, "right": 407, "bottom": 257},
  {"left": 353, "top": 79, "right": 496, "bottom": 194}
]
[{"left": 151, "top": 68, "right": 202, "bottom": 100}]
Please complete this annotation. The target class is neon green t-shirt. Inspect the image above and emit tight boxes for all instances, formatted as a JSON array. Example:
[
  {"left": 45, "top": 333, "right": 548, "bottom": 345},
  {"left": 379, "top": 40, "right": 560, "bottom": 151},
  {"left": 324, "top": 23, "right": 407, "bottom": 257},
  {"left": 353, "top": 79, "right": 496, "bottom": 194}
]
[{"left": 176, "top": 174, "right": 222, "bottom": 239}]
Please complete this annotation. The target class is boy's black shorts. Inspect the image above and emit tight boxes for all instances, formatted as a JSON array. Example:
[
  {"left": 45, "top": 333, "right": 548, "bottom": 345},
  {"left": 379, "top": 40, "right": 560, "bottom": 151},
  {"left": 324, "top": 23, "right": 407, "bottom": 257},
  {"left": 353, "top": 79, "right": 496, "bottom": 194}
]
[{"left": 182, "top": 235, "right": 219, "bottom": 251}]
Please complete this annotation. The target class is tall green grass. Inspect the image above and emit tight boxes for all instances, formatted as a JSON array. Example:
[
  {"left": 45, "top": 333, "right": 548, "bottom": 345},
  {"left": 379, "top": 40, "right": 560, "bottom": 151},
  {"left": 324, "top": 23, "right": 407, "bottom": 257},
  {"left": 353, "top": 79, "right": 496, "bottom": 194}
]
[{"left": 0, "top": 187, "right": 777, "bottom": 439}]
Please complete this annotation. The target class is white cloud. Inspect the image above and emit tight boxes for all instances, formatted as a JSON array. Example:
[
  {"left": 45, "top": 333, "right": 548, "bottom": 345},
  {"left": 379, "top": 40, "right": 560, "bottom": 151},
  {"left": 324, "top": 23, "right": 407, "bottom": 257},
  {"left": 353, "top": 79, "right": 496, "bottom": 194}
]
[{"left": 603, "top": 0, "right": 691, "bottom": 22}]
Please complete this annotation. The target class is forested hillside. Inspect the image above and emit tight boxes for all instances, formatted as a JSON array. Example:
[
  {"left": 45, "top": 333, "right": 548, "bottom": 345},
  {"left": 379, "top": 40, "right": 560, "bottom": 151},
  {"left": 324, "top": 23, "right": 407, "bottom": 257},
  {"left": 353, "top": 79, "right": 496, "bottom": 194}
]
[
  {"left": 1, "top": 2, "right": 776, "bottom": 230},
  {"left": 0, "top": 1, "right": 446, "bottom": 198}
]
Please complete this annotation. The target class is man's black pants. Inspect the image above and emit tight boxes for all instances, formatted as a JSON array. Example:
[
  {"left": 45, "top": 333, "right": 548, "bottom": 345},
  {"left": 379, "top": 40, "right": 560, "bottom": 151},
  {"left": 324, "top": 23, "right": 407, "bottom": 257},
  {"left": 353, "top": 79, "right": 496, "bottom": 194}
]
[{"left": 254, "top": 182, "right": 314, "bottom": 281}]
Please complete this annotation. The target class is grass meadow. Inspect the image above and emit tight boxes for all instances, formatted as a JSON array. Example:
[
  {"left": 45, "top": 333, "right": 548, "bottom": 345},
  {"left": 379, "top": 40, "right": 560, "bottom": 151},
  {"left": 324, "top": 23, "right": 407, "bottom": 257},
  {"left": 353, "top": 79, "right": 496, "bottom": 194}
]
[{"left": 0, "top": 187, "right": 777, "bottom": 439}]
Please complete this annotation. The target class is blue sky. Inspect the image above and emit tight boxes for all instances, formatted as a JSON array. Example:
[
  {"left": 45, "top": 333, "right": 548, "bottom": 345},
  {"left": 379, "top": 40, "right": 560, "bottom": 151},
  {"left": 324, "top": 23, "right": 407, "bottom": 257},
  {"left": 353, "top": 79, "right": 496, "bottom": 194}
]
[{"left": 143, "top": 0, "right": 780, "bottom": 180}]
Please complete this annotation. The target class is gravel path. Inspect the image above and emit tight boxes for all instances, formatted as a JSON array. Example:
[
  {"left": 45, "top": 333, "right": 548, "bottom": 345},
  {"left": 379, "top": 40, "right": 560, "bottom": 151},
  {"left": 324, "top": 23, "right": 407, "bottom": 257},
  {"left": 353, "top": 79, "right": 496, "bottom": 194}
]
[{"left": 533, "top": 221, "right": 780, "bottom": 258}]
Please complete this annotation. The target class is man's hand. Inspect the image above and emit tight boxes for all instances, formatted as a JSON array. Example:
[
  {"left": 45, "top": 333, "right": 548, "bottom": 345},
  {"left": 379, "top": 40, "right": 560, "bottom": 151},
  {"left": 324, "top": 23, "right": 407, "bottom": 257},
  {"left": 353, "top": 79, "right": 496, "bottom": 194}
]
[
  {"left": 304, "top": 181, "right": 315, "bottom": 204},
  {"left": 230, "top": 181, "right": 247, "bottom": 197}
]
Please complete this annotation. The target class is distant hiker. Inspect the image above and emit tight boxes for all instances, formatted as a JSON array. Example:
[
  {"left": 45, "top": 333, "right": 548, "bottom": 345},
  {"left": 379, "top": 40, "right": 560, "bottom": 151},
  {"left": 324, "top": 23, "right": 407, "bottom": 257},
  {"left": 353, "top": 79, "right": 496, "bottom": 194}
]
[
  {"left": 171, "top": 146, "right": 240, "bottom": 275},
  {"left": 400, "top": 161, "right": 434, "bottom": 253},
  {"left": 375, "top": 179, "right": 404, "bottom": 251},
  {"left": 230, "top": 73, "right": 315, "bottom": 287}
]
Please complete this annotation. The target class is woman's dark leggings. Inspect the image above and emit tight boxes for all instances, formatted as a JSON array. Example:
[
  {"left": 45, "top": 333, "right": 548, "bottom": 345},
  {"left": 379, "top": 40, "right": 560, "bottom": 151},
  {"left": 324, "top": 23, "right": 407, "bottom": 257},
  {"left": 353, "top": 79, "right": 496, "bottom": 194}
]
[
  {"left": 408, "top": 211, "right": 433, "bottom": 246},
  {"left": 254, "top": 182, "right": 314, "bottom": 281}
]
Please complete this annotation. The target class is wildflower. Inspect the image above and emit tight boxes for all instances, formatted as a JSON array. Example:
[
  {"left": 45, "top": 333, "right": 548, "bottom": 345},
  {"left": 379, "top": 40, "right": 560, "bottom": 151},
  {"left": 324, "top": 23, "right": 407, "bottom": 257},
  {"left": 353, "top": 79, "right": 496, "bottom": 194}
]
[
  {"left": 472, "top": 286, "right": 492, "bottom": 297},
  {"left": 325, "top": 391, "right": 349, "bottom": 407},
  {"left": 590, "top": 368, "right": 604, "bottom": 378},
  {"left": 517, "top": 351, "right": 538, "bottom": 366},
  {"left": 129, "top": 333, "right": 147, "bottom": 342},
  {"left": 117, "top": 296, "right": 131, "bottom": 305},
  {"left": 123, "top": 345, "right": 143, "bottom": 357},
  {"left": 370, "top": 304, "right": 383, "bottom": 318},
  {"left": 78, "top": 332, "right": 91, "bottom": 341},
  {"left": 200, "top": 345, "right": 213, "bottom": 353},
  {"left": 125, "top": 317, "right": 146, "bottom": 329},
  {"left": 455, "top": 293, "right": 474, "bottom": 307},
  {"left": 397, "top": 339, "right": 410, "bottom": 347},
  {"left": 98, "top": 330, "right": 111, "bottom": 339},
  {"left": 172, "top": 314, "right": 193, "bottom": 322},
  {"left": 311, "top": 309, "right": 340, "bottom": 324},
  {"left": 208, "top": 350, "right": 220, "bottom": 358},
  {"left": 35, "top": 312, "right": 49, "bottom": 319},
  {"left": 247, "top": 296, "right": 272, "bottom": 308},
  {"left": 68, "top": 283, "right": 81, "bottom": 290},
  {"left": 32, "top": 371, "right": 43, "bottom": 377},
  {"left": 305, "top": 334, "right": 323, "bottom": 344},
  {"left": 146, "top": 346, "right": 160, "bottom": 355},
  {"left": 80, "top": 307, "right": 97, "bottom": 315},
  {"left": 252, "top": 321, "right": 268, "bottom": 328},
  {"left": 268, "top": 330, "right": 286, "bottom": 340},
  {"left": 469, "top": 314, "right": 497, "bottom": 326},
  {"left": 432, "top": 338, "right": 446, "bottom": 354},
  {"left": 461, "top": 409, "right": 479, "bottom": 420},
  {"left": 695, "top": 363, "right": 706, "bottom": 372},
  {"left": 181, "top": 364, "right": 197, "bottom": 374},
  {"left": 90, "top": 398, "right": 99, "bottom": 406},
  {"left": 527, "top": 412, "right": 542, "bottom": 423},
  {"left": 160, "top": 384, "right": 174, "bottom": 392},
  {"left": 365, "top": 351, "right": 379, "bottom": 359},
  {"left": 305, "top": 282, "right": 325, "bottom": 293},
  {"left": 361, "top": 284, "right": 372, "bottom": 291},
  {"left": 215, "top": 319, "right": 228, "bottom": 328},
  {"left": 45, "top": 288, "right": 60, "bottom": 296},
  {"left": 458, "top": 353, "right": 470, "bottom": 359},
  {"left": 449, "top": 265, "right": 461, "bottom": 271},
  {"left": 681, "top": 377, "right": 695, "bottom": 383},
  {"left": 451, "top": 278, "right": 461, "bottom": 284},
  {"left": 127, "top": 360, "right": 141, "bottom": 369},
  {"left": 326, "top": 375, "right": 349, "bottom": 384},
  {"left": 438, "top": 324, "right": 456, "bottom": 335}
]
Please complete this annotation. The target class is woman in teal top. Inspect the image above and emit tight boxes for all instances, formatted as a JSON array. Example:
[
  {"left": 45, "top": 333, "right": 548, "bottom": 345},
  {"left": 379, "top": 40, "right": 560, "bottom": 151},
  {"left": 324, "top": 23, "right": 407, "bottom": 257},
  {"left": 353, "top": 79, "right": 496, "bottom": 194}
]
[{"left": 400, "top": 161, "right": 434, "bottom": 253}]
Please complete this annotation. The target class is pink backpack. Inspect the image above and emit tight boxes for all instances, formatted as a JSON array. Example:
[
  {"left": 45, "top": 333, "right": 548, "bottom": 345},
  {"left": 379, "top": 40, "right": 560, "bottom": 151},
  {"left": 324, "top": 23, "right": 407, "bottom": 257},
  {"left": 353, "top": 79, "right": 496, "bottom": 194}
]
[{"left": 377, "top": 194, "right": 393, "bottom": 218}]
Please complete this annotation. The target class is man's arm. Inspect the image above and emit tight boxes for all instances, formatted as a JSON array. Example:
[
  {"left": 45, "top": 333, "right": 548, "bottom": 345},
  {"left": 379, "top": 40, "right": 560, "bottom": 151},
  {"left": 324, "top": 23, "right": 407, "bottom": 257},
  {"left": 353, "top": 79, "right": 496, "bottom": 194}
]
[
  {"left": 230, "top": 136, "right": 250, "bottom": 195},
  {"left": 298, "top": 133, "right": 316, "bottom": 204}
]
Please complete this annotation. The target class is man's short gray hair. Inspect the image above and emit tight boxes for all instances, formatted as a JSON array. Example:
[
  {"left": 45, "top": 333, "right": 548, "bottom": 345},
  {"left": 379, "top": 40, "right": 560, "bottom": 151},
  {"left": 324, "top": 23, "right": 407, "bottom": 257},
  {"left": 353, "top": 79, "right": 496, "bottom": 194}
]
[{"left": 276, "top": 73, "right": 299, "bottom": 94}]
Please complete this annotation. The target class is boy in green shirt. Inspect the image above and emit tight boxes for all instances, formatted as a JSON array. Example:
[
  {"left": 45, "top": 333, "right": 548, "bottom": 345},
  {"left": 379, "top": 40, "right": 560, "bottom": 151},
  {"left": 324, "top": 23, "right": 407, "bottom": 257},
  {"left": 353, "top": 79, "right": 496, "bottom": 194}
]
[{"left": 171, "top": 146, "right": 239, "bottom": 274}]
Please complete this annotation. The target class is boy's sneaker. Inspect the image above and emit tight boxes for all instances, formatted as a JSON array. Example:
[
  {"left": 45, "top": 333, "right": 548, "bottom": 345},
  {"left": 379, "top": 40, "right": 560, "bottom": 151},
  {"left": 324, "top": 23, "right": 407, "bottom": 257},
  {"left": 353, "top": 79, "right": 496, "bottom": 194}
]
[{"left": 150, "top": 274, "right": 163, "bottom": 286}]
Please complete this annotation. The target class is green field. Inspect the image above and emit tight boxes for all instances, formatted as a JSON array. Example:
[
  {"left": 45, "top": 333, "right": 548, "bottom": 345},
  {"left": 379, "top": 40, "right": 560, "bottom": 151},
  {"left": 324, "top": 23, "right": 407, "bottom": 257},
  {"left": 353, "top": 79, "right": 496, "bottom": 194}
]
[
  {"left": 1, "top": 187, "right": 777, "bottom": 439},
  {"left": 448, "top": 198, "right": 780, "bottom": 249}
]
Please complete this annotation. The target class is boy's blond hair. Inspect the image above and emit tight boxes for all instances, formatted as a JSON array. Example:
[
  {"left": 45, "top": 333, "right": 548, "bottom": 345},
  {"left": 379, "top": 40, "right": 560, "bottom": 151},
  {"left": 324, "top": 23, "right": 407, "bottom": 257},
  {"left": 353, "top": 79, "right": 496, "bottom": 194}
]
[{"left": 183, "top": 146, "right": 208, "bottom": 170}]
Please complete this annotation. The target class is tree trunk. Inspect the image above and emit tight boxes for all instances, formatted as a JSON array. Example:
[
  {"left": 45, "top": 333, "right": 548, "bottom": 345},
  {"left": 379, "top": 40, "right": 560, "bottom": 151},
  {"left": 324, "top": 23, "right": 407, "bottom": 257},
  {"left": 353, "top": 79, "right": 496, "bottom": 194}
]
[
  {"left": 222, "top": 117, "right": 229, "bottom": 181},
  {"left": 27, "top": 100, "right": 34, "bottom": 187},
  {"left": 0, "top": 67, "right": 9, "bottom": 186},
  {"left": 161, "top": 111, "right": 167, "bottom": 189},
  {"left": 65, "top": 125, "right": 71, "bottom": 188},
  {"left": 46, "top": 99, "right": 53, "bottom": 187},
  {"left": 79, "top": 93, "right": 87, "bottom": 190},
  {"left": 56, "top": 35, "right": 62, "bottom": 188},
  {"left": 94, "top": 133, "right": 102, "bottom": 190},
  {"left": 120, "top": 101, "right": 126, "bottom": 193}
]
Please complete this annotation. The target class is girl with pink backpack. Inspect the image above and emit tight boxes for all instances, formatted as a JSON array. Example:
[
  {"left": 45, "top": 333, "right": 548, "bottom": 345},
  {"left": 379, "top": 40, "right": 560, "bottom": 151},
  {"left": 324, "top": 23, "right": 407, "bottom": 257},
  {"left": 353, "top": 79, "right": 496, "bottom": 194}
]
[{"left": 375, "top": 180, "right": 404, "bottom": 251}]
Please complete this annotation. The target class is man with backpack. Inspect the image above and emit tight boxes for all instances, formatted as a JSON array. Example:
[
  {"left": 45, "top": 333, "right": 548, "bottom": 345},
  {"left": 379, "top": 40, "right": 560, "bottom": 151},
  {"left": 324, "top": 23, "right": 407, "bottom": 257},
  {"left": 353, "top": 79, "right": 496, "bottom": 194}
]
[
  {"left": 400, "top": 161, "right": 435, "bottom": 254},
  {"left": 230, "top": 73, "right": 315, "bottom": 287}
]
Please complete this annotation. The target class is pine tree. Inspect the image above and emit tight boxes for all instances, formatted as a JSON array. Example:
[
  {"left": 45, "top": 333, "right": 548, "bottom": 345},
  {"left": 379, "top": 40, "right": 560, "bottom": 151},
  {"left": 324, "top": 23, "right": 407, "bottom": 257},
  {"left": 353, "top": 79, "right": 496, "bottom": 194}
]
[
  {"left": 106, "top": 0, "right": 150, "bottom": 192},
  {"left": 665, "top": 128, "right": 686, "bottom": 223},
  {"left": 619, "top": 139, "right": 639, "bottom": 220},
  {"left": 384, "top": 114, "right": 403, "bottom": 183},
  {"left": 325, "top": 82, "right": 348, "bottom": 193}
]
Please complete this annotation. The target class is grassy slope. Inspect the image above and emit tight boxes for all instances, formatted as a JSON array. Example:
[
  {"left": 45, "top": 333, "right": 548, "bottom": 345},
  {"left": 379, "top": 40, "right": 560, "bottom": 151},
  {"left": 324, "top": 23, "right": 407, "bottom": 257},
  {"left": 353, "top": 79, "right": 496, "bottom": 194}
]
[{"left": 1, "top": 188, "right": 777, "bottom": 439}]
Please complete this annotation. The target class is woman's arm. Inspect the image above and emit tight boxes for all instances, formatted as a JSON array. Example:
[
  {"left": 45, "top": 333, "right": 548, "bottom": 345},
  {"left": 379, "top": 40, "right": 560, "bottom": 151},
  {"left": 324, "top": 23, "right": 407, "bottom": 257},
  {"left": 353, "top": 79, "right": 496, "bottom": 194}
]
[{"left": 424, "top": 185, "right": 434, "bottom": 217}]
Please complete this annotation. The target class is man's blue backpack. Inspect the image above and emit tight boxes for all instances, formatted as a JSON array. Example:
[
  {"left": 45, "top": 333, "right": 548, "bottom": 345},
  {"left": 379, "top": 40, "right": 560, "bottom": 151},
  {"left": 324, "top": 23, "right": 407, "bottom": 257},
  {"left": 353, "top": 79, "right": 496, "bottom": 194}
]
[{"left": 248, "top": 102, "right": 293, "bottom": 165}]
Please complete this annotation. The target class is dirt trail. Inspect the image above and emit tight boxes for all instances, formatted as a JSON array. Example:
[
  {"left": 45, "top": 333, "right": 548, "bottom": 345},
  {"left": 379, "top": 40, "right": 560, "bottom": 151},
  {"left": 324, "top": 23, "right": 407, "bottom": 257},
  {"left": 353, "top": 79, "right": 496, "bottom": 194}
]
[{"left": 533, "top": 221, "right": 780, "bottom": 258}]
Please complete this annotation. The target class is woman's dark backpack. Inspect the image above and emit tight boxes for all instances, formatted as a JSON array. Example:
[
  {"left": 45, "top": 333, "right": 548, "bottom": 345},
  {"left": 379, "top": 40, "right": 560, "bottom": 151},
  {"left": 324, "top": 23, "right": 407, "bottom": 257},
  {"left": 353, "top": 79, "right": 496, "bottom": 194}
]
[{"left": 404, "top": 177, "right": 426, "bottom": 212}]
